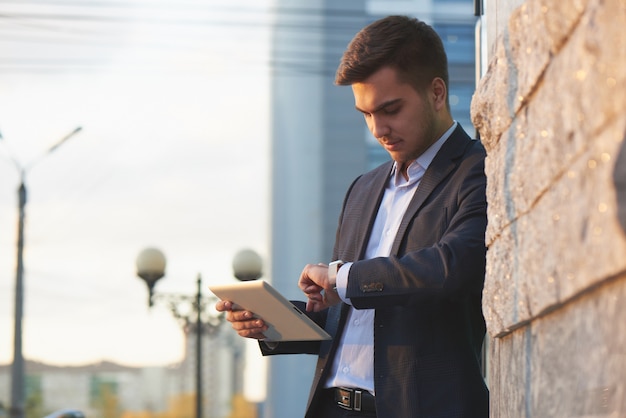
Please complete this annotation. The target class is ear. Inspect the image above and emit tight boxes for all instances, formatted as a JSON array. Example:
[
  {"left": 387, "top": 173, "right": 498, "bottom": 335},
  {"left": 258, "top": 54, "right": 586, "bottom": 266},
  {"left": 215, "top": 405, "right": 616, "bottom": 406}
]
[{"left": 431, "top": 77, "right": 447, "bottom": 111}]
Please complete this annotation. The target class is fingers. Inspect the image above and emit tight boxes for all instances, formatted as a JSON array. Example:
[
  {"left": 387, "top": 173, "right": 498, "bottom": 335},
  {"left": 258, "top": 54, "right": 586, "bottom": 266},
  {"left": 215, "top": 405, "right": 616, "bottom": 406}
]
[
  {"left": 298, "top": 264, "right": 314, "bottom": 291},
  {"left": 301, "top": 283, "right": 324, "bottom": 311},
  {"left": 322, "top": 288, "right": 341, "bottom": 306},
  {"left": 305, "top": 297, "right": 328, "bottom": 312},
  {"left": 215, "top": 299, "right": 231, "bottom": 312},
  {"left": 301, "top": 283, "right": 323, "bottom": 295},
  {"left": 215, "top": 300, "right": 268, "bottom": 339},
  {"left": 215, "top": 300, "right": 254, "bottom": 321},
  {"left": 299, "top": 264, "right": 325, "bottom": 291},
  {"left": 299, "top": 262, "right": 342, "bottom": 311},
  {"left": 230, "top": 314, "right": 268, "bottom": 339},
  {"left": 299, "top": 263, "right": 331, "bottom": 290},
  {"left": 229, "top": 308, "right": 257, "bottom": 322}
]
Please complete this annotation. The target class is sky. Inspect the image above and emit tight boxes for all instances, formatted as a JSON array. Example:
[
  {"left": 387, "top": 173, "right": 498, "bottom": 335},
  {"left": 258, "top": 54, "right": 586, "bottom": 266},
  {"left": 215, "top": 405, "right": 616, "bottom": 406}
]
[{"left": 0, "top": 0, "right": 272, "bottom": 398}]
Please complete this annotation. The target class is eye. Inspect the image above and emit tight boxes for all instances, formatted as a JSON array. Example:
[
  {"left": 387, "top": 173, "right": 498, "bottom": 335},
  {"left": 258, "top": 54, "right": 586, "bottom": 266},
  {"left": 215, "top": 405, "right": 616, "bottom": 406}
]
[{"left": 382, "top": 106, "right": 400, "bottom": 115}]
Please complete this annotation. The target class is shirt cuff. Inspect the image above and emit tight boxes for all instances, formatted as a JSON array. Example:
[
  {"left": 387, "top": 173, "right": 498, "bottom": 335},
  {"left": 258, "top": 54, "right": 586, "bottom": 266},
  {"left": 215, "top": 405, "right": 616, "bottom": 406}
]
[{"left": 335, "top": 262, "right": 353, "bottom": 305}]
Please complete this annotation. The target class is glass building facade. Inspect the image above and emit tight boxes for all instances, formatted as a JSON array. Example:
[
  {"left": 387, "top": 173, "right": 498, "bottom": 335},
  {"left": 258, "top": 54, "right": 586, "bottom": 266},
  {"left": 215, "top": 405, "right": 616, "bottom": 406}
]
[{"left": 267, "top": 1, "right": 477, "bottom": 417}]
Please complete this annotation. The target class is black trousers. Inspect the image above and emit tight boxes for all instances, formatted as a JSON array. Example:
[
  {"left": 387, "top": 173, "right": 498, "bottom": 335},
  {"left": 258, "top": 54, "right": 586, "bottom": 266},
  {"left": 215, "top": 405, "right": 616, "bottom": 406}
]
[{"left": 308, "top": 389, "right": 377, "bottom": 418}]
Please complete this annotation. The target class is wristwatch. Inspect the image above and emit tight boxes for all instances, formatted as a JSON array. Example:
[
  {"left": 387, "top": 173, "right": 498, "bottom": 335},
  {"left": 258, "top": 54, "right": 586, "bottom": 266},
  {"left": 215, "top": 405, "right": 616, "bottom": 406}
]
[{"left": 328, "top": 260, "right": 345, "bottom": 284}]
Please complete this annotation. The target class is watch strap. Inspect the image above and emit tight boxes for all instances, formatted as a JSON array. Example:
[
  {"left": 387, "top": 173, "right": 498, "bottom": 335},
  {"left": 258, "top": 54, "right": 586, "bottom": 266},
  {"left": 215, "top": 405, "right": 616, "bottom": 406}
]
[{"left": 328, "top": 260, "right": 345, "bottom": 282}]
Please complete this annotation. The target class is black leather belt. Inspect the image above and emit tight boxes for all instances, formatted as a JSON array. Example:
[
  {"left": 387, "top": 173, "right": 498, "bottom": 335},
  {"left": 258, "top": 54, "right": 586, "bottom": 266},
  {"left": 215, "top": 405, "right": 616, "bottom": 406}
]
[{"left": 332, "top": 387, "right": 376, "bottom": 412}]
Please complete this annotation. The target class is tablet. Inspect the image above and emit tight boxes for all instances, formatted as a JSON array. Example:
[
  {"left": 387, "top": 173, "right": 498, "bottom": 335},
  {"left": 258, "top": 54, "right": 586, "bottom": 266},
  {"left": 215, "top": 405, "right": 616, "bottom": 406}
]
[{"left": 209, "top": 280, "right": 331, "bottom": 341}]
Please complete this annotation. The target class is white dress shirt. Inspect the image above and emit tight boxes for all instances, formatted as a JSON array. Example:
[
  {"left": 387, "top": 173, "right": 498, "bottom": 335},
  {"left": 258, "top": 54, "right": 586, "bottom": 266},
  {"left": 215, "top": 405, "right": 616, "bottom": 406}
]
[{"left": 324, "top": 122, "right": 457, "bottom": 394}]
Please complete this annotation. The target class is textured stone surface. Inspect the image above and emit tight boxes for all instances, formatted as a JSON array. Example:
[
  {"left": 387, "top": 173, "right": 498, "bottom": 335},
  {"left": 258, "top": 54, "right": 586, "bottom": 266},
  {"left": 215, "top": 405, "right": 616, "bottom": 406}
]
[
  {"left": 507, "top": 0, "right": 587, "bottom": 109},
  {"left": 489, "top": 275, "right": 626, "bottom": 417},
  {"left": 471, "top": 34, "right": 515, "bottom": 153},
  {"left": 475, "top": 0, "right": 626, "bottom": 337},
  {"left": 484, "top": 121, "right": 626, "bottom": 336},
  {"left": 615, "top": 139, "right": 626, "bottom": 233},
  {"left": 475, "top": 1, "right": 626, "bottom": 414},
  {"left": 480, "top": 0, "right": 626, "bottom": 242},
  {"left": 474, "top": 0, "right": 588, "bottom": 154}
]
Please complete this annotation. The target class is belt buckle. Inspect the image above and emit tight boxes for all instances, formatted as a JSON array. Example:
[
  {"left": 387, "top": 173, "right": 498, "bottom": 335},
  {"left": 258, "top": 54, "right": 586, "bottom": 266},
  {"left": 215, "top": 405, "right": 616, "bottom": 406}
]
[{"left": 337, "top": 387, "right": 362, "bottom": 411}]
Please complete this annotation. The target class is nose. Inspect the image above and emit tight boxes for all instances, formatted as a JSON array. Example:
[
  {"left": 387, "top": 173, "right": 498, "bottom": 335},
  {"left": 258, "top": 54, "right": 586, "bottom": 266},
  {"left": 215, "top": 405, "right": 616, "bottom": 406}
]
[{"left": 368, "top": 115, "right": 390, "bottom": 139}]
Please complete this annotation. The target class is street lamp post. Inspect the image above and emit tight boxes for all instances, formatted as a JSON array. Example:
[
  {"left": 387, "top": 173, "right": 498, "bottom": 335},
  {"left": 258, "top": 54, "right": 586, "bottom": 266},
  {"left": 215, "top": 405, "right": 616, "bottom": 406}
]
[
  {"left": 135, "top": 248, "right": 262, "bottom": 418},
  {"left": 0, "top": 127, "right": 82, "bottom": 418}
]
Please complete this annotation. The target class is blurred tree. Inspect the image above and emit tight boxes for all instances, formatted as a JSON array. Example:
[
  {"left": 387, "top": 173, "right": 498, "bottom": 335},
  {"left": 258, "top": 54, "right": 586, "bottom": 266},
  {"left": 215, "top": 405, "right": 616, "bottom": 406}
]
[
  {"left": 24, "top": 375, "right": 44, "bottom": 418},
  {"left": 24, "top": 391, "right": 44, "bottom": 418},
  {"left": 99, "top": 384, "right": 119, "bottom": 418}
]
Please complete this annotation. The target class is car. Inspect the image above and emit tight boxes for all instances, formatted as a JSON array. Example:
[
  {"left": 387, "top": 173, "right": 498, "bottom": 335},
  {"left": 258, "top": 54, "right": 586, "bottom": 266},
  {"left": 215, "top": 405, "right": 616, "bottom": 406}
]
[{"left": 43, "top": 409, "right": 85, "bottom": 418}]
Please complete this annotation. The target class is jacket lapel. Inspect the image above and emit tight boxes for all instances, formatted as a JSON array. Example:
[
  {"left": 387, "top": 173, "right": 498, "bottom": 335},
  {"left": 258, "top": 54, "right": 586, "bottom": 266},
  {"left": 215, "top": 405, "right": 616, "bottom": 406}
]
[{"left": 390, "top": 126, "right": 471, "bottom": 255}]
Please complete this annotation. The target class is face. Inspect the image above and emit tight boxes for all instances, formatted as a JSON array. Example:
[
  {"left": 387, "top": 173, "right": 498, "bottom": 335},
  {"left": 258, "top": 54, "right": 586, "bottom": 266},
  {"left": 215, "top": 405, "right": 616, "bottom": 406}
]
[{"left": 352, "top": 66, "right": 446, "bottom": 168}]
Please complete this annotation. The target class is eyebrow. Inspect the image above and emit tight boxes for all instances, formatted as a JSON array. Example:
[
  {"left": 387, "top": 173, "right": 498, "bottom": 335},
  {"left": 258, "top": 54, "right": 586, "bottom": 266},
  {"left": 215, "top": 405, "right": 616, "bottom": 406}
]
[{"left": 355, "top": 98, "right": 403, "bottom": 114}]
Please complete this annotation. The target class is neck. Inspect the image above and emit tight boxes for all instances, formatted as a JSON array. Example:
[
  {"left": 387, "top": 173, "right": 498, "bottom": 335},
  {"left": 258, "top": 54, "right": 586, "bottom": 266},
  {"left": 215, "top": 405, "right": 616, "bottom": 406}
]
[
  {"left": 398, "top": 161, "right": 413, "bottom": 181},
  {"left": 435, "top": 116, "right": 455, "bottom": 138}
]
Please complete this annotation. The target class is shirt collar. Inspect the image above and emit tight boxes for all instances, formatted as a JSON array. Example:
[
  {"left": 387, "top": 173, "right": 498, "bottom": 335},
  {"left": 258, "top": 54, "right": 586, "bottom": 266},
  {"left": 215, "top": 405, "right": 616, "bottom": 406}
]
[{"left": 390, "top": 121, "right": 458, "bottom": 185}]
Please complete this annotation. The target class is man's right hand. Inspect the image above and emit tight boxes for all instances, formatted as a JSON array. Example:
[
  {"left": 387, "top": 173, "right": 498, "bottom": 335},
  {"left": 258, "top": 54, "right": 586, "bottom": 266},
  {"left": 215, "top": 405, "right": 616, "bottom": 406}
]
[
  {"left": 299, "top": 263, "right": 341, "bottom": 312},
  {"left": 215, "top": 300, "right": 269, "bottom": 340}
]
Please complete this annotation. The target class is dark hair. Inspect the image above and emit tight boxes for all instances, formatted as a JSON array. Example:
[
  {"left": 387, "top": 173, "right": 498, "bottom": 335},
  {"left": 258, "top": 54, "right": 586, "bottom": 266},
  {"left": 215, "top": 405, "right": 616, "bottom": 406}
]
[{"left": 335, "top": 15, "right": 449, "bottom": 96}]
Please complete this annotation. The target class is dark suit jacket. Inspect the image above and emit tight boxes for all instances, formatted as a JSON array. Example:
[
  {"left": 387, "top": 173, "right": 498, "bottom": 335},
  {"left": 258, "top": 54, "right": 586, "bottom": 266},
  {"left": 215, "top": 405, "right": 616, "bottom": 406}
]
[{"left": 262, "top": 125, "right": 489, "bottom": 417}]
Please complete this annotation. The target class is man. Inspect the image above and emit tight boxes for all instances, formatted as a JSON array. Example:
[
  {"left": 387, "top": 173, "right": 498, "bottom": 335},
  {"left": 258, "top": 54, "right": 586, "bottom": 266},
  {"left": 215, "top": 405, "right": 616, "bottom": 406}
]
[{"left": 217, "top": 15, "right": 489, "bottom": 417}]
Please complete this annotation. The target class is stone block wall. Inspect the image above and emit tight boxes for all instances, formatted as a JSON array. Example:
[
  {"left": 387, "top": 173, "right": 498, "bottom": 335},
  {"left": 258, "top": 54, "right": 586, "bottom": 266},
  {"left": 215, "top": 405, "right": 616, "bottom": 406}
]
[{"left": 471, "top": 0, "right": 626, "bottom": 416}]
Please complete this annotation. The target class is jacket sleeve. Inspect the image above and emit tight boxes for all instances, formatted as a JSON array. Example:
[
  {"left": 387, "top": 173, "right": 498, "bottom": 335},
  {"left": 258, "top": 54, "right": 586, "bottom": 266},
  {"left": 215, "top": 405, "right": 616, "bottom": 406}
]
[
  {"left": 258, "top": 301, "right": 326, "bottom": 356},
  {"left": 345, "top": 143, "right": 487, "bottom": 309}
]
